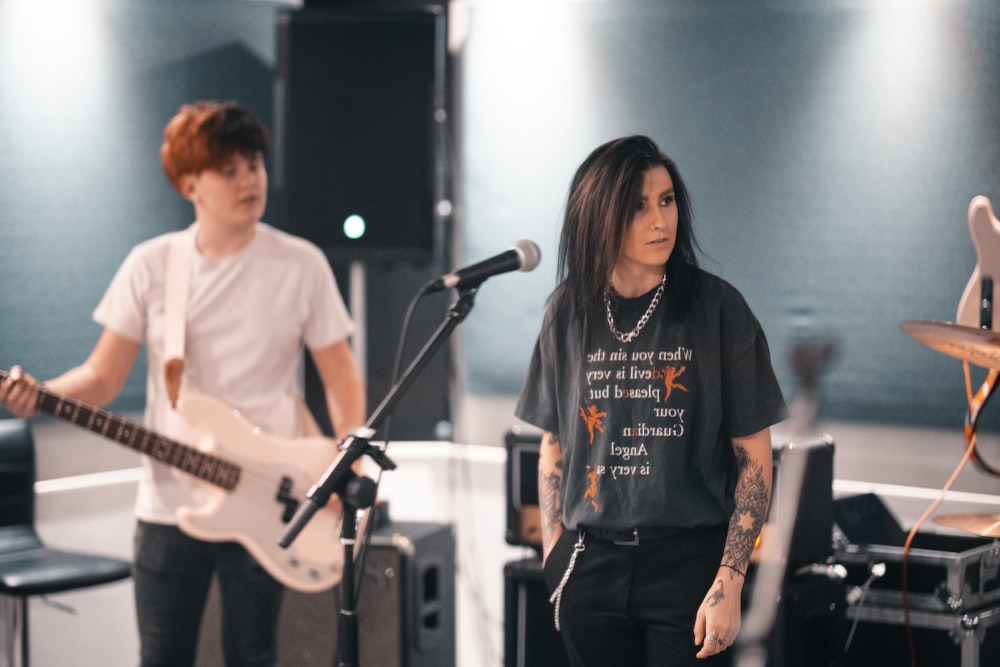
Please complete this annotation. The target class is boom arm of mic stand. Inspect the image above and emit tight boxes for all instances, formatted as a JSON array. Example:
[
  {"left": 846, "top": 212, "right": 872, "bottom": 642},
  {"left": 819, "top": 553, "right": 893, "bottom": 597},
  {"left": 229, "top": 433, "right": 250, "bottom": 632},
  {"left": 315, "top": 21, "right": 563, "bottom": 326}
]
[{"left": 279, "top": 287, "right": 479, "bottom": 550}]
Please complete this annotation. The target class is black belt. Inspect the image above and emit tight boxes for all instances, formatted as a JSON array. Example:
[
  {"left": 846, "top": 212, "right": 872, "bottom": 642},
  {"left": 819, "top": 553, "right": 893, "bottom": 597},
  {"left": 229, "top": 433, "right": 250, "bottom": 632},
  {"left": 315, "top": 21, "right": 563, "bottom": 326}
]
[{"left": 580, "top": 526, "right": 687, "bottom": 546}]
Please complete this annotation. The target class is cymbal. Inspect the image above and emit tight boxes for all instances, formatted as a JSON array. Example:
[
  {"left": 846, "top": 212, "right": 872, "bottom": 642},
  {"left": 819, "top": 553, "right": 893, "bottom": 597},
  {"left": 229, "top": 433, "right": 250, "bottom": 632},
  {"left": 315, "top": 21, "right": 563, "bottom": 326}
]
[
  {"left": 933, "top": 512, "right": 1000, "bottom": 538},
  {"left": 900, "top": 320, "right": 1000, "bottom": 369}
]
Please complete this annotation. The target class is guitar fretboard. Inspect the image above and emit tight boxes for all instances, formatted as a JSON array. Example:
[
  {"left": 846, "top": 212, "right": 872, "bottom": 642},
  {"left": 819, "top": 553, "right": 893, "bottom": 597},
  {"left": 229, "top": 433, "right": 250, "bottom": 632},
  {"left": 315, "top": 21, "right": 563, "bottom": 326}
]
[{"left": 20, "top": 378, "right": 242, "bottom": 490}]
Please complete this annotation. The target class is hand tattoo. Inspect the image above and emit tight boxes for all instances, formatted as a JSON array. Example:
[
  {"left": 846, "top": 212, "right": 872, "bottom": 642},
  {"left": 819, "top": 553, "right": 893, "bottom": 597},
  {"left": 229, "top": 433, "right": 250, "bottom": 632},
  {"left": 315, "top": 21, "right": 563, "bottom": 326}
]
[{"left": 708, "top": 579, "right": 725, "bottom": 607}]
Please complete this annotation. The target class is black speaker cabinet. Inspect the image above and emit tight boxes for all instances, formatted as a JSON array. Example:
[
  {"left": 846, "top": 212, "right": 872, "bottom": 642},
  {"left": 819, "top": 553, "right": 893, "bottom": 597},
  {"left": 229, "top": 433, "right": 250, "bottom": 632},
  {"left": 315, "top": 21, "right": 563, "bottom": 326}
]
[
  {"left": 196, "top": 520, "right": 456, "bottom": 667},
  {"left": 274, "top": 5, "right": 446, "bottom": 261},
  {"left": 504, "top": 557, "right": 571, "bottom": 667},
  {"left": 724, "top": 565, "right": 846, "bottom": 667},
  {"left": 505, "top": 429, "right": 543, "bottom": 551},
  {"left": 763, "top": 436, "right": 835, "bottom": 572}
]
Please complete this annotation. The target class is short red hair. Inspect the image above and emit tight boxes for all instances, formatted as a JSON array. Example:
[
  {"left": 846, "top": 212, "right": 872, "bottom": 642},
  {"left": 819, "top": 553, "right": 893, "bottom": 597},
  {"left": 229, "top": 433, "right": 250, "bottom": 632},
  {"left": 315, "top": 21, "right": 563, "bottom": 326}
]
[{"left": 160, "top": 100, "right": 270, "bottom": 194}]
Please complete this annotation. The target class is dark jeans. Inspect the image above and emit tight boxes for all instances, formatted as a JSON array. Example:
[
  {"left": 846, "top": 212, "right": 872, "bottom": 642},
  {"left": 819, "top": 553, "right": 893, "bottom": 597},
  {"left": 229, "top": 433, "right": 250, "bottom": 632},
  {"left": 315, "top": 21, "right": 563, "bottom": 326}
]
[
  {"left": 133, "top": 520, "right": 285, "bottom": 667},
  {"left": 543, "top": 525, "right": 728, "bottom": 667}
]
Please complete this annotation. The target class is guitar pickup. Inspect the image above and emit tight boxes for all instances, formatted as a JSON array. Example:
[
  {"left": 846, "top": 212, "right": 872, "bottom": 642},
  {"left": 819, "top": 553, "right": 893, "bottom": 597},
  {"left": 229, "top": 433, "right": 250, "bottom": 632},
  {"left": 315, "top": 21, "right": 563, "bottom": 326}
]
[{"left": 275, "top": 476, "right": 300, "bottom": 523}]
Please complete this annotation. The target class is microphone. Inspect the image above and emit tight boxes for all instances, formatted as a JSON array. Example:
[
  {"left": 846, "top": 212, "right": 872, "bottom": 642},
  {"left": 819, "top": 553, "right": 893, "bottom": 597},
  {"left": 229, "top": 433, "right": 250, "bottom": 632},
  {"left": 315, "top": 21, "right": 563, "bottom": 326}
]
[{"left": 425, "top": 239, "right": 541, "bottom": 293}]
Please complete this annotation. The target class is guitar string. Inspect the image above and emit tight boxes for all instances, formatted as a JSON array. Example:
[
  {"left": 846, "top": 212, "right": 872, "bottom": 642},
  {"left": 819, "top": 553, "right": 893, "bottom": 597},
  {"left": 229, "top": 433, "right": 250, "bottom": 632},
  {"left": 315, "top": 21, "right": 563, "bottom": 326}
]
[{"left": 35, "top": 387, "right": 336, "bottom": 516}]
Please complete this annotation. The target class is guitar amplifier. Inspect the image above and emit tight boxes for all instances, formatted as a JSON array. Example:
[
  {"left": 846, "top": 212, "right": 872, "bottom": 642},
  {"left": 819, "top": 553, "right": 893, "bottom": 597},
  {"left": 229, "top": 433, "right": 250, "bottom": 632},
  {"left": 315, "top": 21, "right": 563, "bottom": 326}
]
[
  {"left": 767, "top": 436, "right": 836, "bottom": 572},
  {"left": 196, "top": 520, "right": 456, "bottom": 667},
  {"left": 503, "top": 557, "right": 571, "bottom": 667},
  {"left": 505, "top": 428, "right": 543, "bottom": 552}
]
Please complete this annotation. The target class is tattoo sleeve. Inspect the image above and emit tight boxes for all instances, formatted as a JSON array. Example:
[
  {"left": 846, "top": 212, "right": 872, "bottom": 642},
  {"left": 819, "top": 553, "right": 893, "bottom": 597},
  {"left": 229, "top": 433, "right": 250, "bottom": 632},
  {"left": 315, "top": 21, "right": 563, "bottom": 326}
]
[
  {"left": 722, "top": 443, "right": 771, "bottom": 578},
  {"left": 538, "top": 432, "right": 563, "bottom": 551}
]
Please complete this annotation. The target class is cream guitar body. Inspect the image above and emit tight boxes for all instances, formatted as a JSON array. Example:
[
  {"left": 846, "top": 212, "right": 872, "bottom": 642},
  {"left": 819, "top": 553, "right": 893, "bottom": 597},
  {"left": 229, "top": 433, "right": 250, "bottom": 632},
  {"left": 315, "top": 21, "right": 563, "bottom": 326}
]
[{"left": 1, "top": 368, "right": 358, "bottom": 593}]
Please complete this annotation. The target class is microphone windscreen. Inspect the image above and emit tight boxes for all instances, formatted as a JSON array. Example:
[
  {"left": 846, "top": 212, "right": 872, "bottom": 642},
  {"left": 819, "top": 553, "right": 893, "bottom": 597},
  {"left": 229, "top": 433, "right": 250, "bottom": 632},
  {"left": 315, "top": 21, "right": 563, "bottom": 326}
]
[{"left": 514, "top": 239, "right": 542, "bottom": 273}]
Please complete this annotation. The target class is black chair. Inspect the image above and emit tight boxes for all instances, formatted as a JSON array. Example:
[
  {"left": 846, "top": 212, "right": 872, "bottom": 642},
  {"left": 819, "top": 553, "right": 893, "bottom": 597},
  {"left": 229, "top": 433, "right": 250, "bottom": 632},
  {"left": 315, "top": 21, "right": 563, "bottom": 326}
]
[{"left": 0, "top": 418, "right": 132, "bottom": 667}]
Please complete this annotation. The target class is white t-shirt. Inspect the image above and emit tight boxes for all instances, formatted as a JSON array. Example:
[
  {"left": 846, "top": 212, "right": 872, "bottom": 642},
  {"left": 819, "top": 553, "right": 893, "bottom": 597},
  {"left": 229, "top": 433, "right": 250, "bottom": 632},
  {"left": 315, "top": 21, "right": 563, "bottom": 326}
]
[{"left": 93, "top": 222, "right": 355, "bottom": 523}]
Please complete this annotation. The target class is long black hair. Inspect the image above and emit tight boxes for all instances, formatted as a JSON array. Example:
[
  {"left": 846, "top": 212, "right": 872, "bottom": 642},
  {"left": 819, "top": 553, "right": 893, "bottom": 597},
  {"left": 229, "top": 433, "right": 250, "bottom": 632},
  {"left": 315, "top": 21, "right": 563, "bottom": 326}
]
[{"left": 553, "top": 135, "right": 701, "bottom": 321}]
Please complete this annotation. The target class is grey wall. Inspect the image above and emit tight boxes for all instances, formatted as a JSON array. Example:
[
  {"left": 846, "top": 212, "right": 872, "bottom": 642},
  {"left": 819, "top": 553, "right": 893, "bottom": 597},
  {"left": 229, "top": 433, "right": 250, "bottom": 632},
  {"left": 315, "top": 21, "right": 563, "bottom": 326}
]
[
  {"left": 0, "top": 0, "right": 278, "bottom": 413},
  {"left": 459, "top": 0, "right": 1000, "bottom": 434},
  {"left": 4, "top": 0, "right": 1000, "bottom": 436}
]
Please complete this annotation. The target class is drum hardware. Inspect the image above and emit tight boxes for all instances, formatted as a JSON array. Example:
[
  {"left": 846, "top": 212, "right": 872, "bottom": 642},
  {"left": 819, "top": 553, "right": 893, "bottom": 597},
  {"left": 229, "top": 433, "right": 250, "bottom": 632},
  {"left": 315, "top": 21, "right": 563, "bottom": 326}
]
[
  {"left": 932, "top": 512, "right": 1000, "bottom": 539},
  {"left": 900, "top": 318, "right": 1000, "bottom": 476},
  {"left": 900, "top": 320, "right": 1000, "bottom": 369}
]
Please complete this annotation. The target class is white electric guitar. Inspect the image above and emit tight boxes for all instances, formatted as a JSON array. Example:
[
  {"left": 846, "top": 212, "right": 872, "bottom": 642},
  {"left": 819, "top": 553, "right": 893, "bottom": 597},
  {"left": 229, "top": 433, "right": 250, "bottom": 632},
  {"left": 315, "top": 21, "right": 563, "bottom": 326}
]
[
  {"left": 951, "top": 196, "right": 1000, "bottom": 475},
  {"left": 957, "top": 195, "right": 1000, "bottom": 330},
  {"left": 1, "top": 368, "right": 358, "bottom": 593}
]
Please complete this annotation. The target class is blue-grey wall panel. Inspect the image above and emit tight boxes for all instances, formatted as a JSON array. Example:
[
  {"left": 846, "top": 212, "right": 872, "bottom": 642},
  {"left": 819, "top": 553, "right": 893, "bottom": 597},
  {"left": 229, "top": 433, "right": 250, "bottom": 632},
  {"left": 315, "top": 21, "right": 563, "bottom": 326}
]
[
  {"left": 4, "top": 0, "right": 1000, "bottom": 434},
  {"left": 459, "top": 0, "right": 1000, "bottom": 431},
  {"left": 0, "top": 0, "right": 278, "bottom": 414}
]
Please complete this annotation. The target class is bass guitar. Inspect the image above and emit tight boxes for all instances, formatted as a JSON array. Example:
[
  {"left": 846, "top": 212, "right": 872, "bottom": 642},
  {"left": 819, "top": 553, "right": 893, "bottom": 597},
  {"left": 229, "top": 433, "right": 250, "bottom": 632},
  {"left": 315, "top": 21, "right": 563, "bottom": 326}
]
[
  {"left": 1, "top": 368, "right": 354, "bottom": 593},
  {"left": 954, "top": 195, "right": 1000, "bottom": 476},
  {"left": 957, "top": 195, "right": 1000, "bottom": 330}
]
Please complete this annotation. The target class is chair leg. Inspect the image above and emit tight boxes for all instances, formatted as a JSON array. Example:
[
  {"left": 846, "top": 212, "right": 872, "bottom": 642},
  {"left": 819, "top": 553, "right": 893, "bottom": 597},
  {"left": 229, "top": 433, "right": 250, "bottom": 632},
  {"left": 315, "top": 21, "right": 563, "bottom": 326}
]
[
  {"left": 17, "top": 597, "right": 27, "bottom": 667},
  {"left": 0, "top": 594, "right": 25, "bottom": 667}
]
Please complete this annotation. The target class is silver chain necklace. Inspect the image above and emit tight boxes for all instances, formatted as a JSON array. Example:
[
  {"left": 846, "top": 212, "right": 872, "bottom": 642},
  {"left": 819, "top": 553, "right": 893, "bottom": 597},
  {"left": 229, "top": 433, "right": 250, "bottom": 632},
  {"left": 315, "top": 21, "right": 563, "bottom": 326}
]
[{"left": 605, "top": 274, "right": 666, "bottom": 344}]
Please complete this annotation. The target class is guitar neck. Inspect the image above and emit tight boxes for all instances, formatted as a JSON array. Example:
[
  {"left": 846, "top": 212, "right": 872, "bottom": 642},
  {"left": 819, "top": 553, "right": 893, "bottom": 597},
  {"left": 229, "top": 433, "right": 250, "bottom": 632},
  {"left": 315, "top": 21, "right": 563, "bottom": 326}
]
[{"left": 0, "top": 370, "right": 239, "bottom": 490}]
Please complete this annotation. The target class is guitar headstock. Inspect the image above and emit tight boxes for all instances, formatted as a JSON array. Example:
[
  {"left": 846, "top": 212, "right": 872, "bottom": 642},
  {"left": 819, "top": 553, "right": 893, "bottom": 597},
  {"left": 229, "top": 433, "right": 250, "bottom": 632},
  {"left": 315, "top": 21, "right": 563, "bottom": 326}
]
[{"left": 957, "top": 196, "right": 1000, "bottom": 331}]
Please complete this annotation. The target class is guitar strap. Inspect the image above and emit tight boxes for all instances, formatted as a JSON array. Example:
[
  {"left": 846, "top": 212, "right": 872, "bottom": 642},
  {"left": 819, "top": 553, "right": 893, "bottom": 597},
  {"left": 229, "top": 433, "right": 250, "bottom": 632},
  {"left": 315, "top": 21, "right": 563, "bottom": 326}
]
[
  {"left": 964, "top": 364, "right": 1000, "bottom": 477},
  {"left": 164, "top": 229, "right": 191, "bottom": 409},
  {"left": 161, "top": 227, "right": 323, "bottom": 436}
]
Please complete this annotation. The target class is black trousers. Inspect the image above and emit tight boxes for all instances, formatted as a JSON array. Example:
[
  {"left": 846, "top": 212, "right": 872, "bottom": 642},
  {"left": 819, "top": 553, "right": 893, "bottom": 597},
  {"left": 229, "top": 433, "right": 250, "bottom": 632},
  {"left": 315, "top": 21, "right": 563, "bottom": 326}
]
[
  {"left": 542, "top": 525, "right": 728, "bottom": 667},
  {"left": 133, "top": 521, "right": 284, "bottom": 667}
]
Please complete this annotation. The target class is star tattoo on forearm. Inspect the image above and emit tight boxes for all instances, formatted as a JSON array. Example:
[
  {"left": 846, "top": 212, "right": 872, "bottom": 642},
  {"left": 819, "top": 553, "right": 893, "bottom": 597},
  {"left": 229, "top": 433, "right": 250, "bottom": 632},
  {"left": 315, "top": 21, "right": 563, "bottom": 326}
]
[{"left": 722, "top": 444, "right": 769, "bottom": 578}]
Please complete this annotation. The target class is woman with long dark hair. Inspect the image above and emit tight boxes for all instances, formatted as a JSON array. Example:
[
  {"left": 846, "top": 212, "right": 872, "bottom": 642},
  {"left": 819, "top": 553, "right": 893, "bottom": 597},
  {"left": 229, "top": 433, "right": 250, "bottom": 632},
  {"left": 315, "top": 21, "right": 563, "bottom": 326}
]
[{"left": 517, "top": 135, "right": 786, "bottom": 665}]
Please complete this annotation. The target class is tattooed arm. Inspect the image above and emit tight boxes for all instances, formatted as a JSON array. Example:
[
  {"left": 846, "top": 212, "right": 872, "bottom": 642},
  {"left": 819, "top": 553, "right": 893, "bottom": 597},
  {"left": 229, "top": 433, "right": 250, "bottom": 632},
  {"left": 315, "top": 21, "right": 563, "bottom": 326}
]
[
  {"left": 538, "top": 430, "right": 564, "bottom": 565},
  {"left": 694, "top": 427, "right": 773, "bottom": 658}
]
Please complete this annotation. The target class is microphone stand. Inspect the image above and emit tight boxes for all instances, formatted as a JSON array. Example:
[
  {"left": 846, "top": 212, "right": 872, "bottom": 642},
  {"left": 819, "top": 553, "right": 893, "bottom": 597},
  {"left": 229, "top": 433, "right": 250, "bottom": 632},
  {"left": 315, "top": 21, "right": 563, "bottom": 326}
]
[{"left": 279, "top": 285, "right": 482, "bottom": 667}]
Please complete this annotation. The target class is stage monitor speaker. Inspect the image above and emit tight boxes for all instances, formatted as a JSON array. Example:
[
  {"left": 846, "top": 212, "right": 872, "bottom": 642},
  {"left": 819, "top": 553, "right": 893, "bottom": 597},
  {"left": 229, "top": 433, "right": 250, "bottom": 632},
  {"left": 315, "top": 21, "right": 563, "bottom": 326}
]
[
  {"left": 196, "top": 520, "right": 456, "bottom": 667},
  {"left": 274, "top": 6, "right": 446, "bottom": 261},
  {"left": 831, "top": 491, "right": 909, "bottom": 548},
  {"left": 504, "top": 557, "right": 571, "bottom": 667}
]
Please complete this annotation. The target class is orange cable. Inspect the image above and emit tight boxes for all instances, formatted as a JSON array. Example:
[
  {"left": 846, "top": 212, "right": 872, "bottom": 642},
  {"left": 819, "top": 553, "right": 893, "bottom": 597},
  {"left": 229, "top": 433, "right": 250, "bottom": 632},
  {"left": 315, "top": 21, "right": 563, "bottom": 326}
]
[{"left": 901, "top": 360, "right": 989, "bottom": 666}]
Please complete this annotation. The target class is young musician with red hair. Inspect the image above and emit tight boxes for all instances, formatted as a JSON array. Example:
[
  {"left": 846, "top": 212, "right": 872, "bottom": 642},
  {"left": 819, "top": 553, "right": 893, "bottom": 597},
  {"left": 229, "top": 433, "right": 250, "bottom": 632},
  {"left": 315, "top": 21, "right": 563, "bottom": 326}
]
[{"left": 0, "top": 100, "right": 366, "bottom": 666}]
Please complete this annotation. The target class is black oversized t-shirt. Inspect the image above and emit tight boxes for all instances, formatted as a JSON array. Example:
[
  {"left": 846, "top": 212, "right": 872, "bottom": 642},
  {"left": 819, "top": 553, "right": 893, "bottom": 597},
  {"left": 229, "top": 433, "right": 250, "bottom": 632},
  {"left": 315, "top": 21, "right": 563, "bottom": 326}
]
[{"left": 515, "top": 268, "right": 787, "bottom": 530}]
